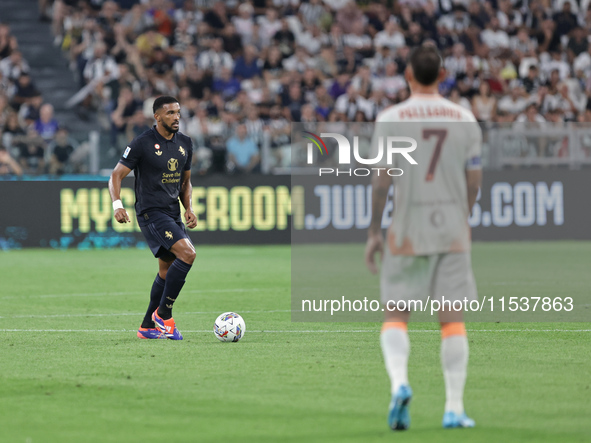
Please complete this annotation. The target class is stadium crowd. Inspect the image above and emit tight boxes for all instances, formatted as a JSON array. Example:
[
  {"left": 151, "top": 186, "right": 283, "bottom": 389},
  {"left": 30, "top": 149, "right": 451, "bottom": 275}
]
[
  {"left": 3, "top": 0, "right": 591, "bottom": 176},
  {"left": 0, "top": 21, "right": 85, "bottom": 176}
]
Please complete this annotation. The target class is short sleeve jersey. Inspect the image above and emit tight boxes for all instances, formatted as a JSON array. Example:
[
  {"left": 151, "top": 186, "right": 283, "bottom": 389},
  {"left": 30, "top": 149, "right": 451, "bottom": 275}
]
[
  {"left": 119, "top": 126, "right": 193, "bottom": 223},
  {"left": 372, "top": 94, "right": 482, "bottom": 255}
]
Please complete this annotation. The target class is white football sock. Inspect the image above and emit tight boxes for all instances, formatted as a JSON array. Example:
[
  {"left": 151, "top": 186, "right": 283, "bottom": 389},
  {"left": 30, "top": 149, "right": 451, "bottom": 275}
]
[
  {"left": 441, "top": 335, "right": 468, "bottom": 415},
  {"left": 380, "top": 327, "right": 410, "bottom": 394}
]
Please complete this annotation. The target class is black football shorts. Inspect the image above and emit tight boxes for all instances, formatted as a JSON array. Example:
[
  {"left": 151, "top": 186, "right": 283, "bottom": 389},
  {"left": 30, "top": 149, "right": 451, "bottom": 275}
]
[{"left": 139, "top": 211, "right": 192, "bottom": 260}]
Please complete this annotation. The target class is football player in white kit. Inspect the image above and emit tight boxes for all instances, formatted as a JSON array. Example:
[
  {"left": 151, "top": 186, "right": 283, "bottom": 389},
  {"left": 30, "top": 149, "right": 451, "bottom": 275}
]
[{"left": 365, "top": 45, "right": 482, "bottom": 431}]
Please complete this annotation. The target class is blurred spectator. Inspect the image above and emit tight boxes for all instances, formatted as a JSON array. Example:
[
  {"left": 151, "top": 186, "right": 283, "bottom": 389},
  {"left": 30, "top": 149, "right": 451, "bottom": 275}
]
[
  {"left": 258, "top": 8, "right": 282, "bottom": 48},
  {"left": 11, "top": 73, "right": 40, "bottom": 111},
  {"left": 83, "top": 41, "right": 118, "bottom": 90},
  {"left": 16, "top": 127, "right": 46, "bottom": 174},
  {"left": 481, "top": 17, "right": 510, "bottom": 51},
  {"left": 344, "top": 21, "right": 373, "bottom": 54},
  {"left": 282, "top": 82, "right": 306, "bottom": 121},
  {"left": 283, "top": 46, "right": 315, "bottom": 73},
  {"left": 300, "top": 0, "right": 327, "bottom": 27},
  {"left": 444, "top": 43, "right": 467, "bottom": 81},
  {"left": 244, "top": 106, "right": 265, "bottom": 146},
  {"left": 121, "top": 4, "right": 154, "bottom": 37},
  {"left": 197, "top": 37, "right": 233, "bottom": 77},
  {"left": 553, "top": 1, "right": 577, "bottom": 37},
  {"left": 0, "top": 50, "right": 30, "bottom": 82},
  {"left": 336, "top": 1, "right": 364, "bottom": 34},
  {"left": 334, "top": 84, "right": 372, "bottom": 121},
  {"left": 2, "top": 112, "right": 25, "bottom": 152},
  {"left": 498, "top": 83, "right": 528, "bottom": 117},
  {"left": 221, "top": 23, "right": 243, "bottom": 58},
  {"left": 0, "top": 94, "right": 10, "bottom": 127},
  {"left": 374, "top": 21, "right": 405, "bottom": 52},
  {"left": 34, "top": 103, "right": 60, "bottom": 143},
  {"left": 148, "top": 0, "right": 175, "bottom": 38},
  {"left": 136, "top": 25, "right": 169, "bottom": 61},
  {"left": 110, "top": 86, "right": 142, "bottom": 145},
  {"left": 47, "top": 127, "right": 75, "bottom": 175},
  {"left": 0, "top": 23, "right": 12, "bottom": 59},
  {"left": 449, "top": 87, "right": 472, "bottom": 110},
  {"left": 298, "top": 24, "right": 326, "bottom": 56},
  {"left": 168, "top": 19, "right": 196, "bottom": 59},
  {"left": 567, "top": 27, "right": 588, "bottom": 64},
  {"left": 20, "top": 94, "right": 44, "bottom": 127},
  {"left": 522, "top": 65, "right": 542, "bottom": 94},
  {"left": 0, "top": 144, "right": 22, "bottom": 177},
  {"left": 185, "top": 64, "right": 213, "bottom": 100},
  {"left": 472, "top": 82, "right": 497, "bottom": 123},
  {"left": 516, "top": 103, "right": 546, "bottom": 124},
  {"left": 233, "top": 4, "right": 255, "bottom": 45},
  {"left": 374, "top": 61, "right": 405, "bottom": 101},
  {"left": 273, "top": 19, "right": 296, "bottom": 58},
  {"left": 125, "top": 109, "right": 151, "bottom": 142},
  {"left": 204, "top": 1, "right": 229, "bottom": 34},
  {"left": 213, "top": 67, "right": 241, "bottom": 100},
  {"left": 226, "top": 124, "right": 260, "bottom": 173},
  {"left": 233, "top": 45, "right": 261, "bottom": 80}
]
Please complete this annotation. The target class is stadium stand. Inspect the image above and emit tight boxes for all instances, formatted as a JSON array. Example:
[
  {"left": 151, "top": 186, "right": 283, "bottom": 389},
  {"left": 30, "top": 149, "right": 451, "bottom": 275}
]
[{"left": 1, "top": 0, "right": 590, "bottom": 177}]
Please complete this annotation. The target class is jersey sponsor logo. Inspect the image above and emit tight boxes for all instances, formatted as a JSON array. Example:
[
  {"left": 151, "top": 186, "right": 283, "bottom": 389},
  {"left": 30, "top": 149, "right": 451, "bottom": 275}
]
[
  {"left": 179, "top": 146, "right": 186, "bottom": 156},
  {"left": 168, "top": 158, "right": 178, "bottom": 171},
  {"left": 155, "top": 144, "right": 160, "bottom": 149},
  {"left": 165, "top": 231, "right": 173, "bottom": 240},
  {"left": 123, "top": 147, "right": 131, "bottom": 158}
]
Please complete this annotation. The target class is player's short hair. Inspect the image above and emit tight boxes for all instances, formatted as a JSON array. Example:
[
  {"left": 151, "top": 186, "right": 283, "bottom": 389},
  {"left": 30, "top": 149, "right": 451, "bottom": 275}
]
[
  {"left": 153, "top": 96, "right": 179, "bottom": 114},
  {"left": 409, "top": 45, "right": 442, "bottom": 86}
]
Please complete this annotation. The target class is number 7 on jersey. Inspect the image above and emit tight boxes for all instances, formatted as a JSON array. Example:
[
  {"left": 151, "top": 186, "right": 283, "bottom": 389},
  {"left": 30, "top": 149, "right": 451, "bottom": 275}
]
[{"left": 423, "top": 129, "right": 448, "bottom": 182}]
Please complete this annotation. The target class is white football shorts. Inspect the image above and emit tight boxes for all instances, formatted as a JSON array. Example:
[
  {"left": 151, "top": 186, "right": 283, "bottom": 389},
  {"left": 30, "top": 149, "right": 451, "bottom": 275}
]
[{"left": 380, "top": 250, "right": 477, "bottom": 305}]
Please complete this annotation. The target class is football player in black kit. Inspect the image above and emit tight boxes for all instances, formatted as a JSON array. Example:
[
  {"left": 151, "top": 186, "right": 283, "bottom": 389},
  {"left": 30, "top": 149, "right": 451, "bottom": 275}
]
[{"left": 109, "top": 96, "right": 197, "bottom": 340}]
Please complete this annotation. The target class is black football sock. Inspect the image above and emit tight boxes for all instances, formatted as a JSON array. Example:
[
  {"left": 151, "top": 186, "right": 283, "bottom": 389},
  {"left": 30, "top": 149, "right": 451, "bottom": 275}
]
[
  {"left": 141, "top": 274, "right": 166, "bottom": 328},
  {"left": 158, "top": 259, "right": 192, "bottom": 320}
]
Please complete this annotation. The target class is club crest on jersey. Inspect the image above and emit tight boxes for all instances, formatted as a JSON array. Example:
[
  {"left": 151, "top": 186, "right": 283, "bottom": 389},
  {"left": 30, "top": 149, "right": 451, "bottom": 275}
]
[
  {"left": 178, "top": 146, "right": 186, "bottom": 156},
  {"left": 168, "top": 158, "right": 178, "bottom": 171},
  {"left": 165, "top": 231, "right": 173, "bottom": 240}
]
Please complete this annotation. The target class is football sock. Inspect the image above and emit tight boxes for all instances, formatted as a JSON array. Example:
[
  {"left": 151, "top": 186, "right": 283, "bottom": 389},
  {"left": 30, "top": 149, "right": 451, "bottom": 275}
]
[
  {"left": 141, "top": 274, "right": 165, "bottom": 329},
  {"left": 440, "top": 322, "right": 468, "bottom": 415},
  {"left": 158, "top": 259, "right": 192, "bottom": 320},
  {"left": 380, "top": 322, "right": 410, "bottom": 394}
]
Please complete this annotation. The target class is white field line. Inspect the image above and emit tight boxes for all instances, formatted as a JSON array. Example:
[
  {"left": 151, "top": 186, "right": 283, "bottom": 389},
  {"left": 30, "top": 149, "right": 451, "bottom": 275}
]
[
  {"left": 2, "top": 307, "right": 590, "bottom": 319},
  {"left": 0, "top": 288, "right": 281, "bottom": 300},
  {"left": 0, "top": 310, "right": 292, "bottom": 319},
  {"left": 0, "top": 329, "right": 590, "bottom": 333}
]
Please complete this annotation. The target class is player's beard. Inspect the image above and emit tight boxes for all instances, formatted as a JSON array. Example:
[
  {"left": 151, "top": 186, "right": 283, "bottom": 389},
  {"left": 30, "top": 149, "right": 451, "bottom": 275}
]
[{"left": 162, "top": 121, "right": 179, "bottom": 134}]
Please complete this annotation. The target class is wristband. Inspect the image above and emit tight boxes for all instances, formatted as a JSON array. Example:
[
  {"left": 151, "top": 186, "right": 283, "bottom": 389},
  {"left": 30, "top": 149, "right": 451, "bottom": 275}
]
[{"left": 113, "top": 200, "right": 124, "bottom": 211}]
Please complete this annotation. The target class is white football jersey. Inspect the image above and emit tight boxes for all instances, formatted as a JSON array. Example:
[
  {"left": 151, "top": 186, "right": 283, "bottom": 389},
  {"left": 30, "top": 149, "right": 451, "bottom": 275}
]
[{"left": 372, "top": 93, "right": 482, "bottom": 255}]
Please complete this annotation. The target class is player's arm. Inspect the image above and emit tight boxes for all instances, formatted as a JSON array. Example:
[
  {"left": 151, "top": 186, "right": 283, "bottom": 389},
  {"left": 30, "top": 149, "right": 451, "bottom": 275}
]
[
  {"left": 466, "top": 169, "right": 482, "bottom": 215},
  {"left": 108, "top": 162, "right": 132, "bottom": 223},
  {"left": 365, "top": 171, "right": 391, "bottom": 274},
  {"left": 180, "top": 170, "right": 197, "bottom": 229}
]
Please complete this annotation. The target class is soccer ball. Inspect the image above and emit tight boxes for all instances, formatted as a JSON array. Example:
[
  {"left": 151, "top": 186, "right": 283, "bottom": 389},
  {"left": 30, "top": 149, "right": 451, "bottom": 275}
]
[{"left": 213, "top": 312, "right": 245, "bottom": 342}]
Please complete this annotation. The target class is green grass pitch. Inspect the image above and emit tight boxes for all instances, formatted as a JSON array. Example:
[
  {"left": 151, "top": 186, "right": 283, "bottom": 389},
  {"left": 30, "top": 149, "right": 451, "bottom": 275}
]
[{"left": 0, "top": 242, "right": 590, "bottom": 443}]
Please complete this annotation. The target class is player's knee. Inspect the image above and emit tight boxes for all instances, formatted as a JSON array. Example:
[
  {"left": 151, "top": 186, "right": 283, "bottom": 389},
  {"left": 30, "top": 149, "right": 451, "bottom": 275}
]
[{"left": 180, "top": 248, "right": 196, "bottom": 265}]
